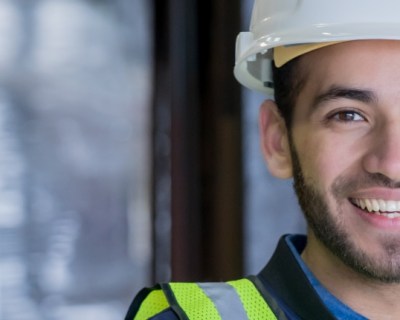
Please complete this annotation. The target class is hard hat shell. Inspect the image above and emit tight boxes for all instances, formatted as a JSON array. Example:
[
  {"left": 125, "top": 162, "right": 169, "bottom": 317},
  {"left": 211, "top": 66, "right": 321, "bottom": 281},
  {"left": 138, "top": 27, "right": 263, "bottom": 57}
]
[{"left": 234, "top": 0, "right": 400, "bottom": 94}]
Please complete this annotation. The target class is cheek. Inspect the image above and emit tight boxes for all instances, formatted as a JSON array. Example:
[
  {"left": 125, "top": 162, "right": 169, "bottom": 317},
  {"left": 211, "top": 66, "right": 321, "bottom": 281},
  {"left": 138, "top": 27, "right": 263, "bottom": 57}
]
[{"left": 294, "top": 135, "right": 356, "bottom": 190}]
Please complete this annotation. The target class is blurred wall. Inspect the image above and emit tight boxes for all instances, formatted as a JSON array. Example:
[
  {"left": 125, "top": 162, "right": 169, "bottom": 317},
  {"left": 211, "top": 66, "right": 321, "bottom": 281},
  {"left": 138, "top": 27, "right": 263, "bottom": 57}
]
[{"left": 0, "top": 1, "right": 152, "bottom": 319}]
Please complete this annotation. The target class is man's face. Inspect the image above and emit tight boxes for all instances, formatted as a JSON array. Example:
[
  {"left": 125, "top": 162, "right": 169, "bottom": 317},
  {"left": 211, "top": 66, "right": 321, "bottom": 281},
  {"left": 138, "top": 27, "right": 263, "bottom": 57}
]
[{"left": 290, "top": 40, "right": 400, "bottom": 282}]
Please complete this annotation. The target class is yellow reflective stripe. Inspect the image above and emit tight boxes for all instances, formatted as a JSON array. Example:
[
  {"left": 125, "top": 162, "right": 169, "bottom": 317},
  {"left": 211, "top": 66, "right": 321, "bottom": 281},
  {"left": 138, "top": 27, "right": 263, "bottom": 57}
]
[
  {"left": 228, "top": 279, "right": 278, "bottom": 320},
  {"left": 169, "top": 283, "right": 222, "bottom": 320},
  {"left": 134, "top": 289, "right": 169, "bottom": 320}
]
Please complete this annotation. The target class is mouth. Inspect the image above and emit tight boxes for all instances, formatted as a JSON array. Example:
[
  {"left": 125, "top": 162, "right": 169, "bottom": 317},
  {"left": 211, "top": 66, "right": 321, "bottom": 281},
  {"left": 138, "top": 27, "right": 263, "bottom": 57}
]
[{"left": 350, "top": 198, "right": 400, "bottom": 218}]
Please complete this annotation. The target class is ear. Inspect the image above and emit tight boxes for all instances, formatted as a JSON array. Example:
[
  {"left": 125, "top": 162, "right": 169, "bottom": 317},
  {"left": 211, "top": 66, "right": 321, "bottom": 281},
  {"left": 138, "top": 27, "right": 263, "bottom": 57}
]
[{"left": 259, "top": 100, "right": 293, "bottom": 179}]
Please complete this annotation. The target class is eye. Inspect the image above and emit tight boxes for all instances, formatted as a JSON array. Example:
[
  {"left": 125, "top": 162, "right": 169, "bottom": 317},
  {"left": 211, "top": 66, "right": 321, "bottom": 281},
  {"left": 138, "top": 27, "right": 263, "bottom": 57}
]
[{"left": 329, "top": 110, "right": 365, "bottom": 122}]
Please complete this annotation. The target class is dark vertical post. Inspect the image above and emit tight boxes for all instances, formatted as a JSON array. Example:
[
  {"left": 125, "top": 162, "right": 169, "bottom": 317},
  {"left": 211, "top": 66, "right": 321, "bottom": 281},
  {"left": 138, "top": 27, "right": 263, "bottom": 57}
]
[
  {"left": 200, "top": 0, "right": 243, "bottom": 280},
  {"left": 169, "top": 0, "right": 203, "bottom": 281},
  {"left": 151, "top": 0, "right": 173, "bottom": 282},
  {"left": 152, "top": 0, "right": 243, "bottom": 282}
]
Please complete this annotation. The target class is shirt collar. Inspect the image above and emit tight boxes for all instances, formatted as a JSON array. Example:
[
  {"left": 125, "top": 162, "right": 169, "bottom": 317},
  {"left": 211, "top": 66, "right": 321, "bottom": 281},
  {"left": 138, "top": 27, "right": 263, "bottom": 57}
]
[{"left": 285, "top": 235, "right": 368, "bottom": 320}]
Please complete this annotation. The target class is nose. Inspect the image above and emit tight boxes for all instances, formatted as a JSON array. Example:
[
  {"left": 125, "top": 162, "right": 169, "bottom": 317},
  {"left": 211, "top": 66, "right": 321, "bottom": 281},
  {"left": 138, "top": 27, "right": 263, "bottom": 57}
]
[{"left": 362, "top": 122, "right": 400, "bottom": 181}]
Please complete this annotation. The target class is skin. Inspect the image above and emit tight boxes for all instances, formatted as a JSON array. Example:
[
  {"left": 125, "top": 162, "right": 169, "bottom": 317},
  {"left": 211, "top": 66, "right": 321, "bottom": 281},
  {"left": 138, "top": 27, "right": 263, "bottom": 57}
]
[{"left": 260, "top": 40, "right": 400, "bottom": 319}]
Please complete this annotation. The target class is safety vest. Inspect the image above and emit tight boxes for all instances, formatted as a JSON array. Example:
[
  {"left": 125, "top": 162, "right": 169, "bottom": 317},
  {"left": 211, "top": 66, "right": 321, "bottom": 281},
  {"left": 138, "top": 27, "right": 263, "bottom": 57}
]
[{"left": 131, "top": 278, "right": 279, "bottom": 320}]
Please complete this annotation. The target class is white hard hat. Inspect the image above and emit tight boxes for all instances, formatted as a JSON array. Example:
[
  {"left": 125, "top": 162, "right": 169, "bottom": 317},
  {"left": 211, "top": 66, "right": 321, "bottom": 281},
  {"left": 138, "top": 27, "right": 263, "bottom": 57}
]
[{"left": 234, "top": 0, "right": 400, "bottom": 94}]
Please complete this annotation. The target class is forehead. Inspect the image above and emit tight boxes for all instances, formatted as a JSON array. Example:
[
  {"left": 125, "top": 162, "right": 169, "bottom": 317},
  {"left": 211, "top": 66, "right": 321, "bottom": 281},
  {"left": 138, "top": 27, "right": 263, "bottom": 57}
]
[{"left": 300, "top": 40, "right": 400, "bottom": 90}]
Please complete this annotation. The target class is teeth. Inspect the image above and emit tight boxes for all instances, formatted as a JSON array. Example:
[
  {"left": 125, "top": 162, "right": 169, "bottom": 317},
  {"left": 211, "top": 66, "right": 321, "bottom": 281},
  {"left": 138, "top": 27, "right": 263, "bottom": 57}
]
[
  {"left": 385, "top": 212, "right": 400, "bottom": 219},
  {"left": 378, "top": 199, "right": 387, "bottom": 212},
  {"left": 387, "top": 201, "right": 398, "bottom": 212},
  {"left": 372, "top": 199, "right": 380, "bottom": 212},
  {"left": 355, "top": 198, "right": 400, "bottom": 216},
  {"left": 365, "top": 199, "right": 373, "bottom": 212}
]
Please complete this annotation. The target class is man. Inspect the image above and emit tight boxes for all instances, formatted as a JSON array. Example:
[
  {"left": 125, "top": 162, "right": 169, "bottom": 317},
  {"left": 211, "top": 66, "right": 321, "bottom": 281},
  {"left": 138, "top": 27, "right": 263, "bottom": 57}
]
[{"left": 126, "top": 0, "right": 400, "bottom": 319}]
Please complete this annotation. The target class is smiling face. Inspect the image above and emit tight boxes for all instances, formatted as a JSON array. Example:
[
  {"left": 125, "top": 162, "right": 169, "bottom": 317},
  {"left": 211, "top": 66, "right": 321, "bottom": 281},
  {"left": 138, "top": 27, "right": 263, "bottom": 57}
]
[{"left": 268, "top": 40, "right": 400, "bottom": 282}]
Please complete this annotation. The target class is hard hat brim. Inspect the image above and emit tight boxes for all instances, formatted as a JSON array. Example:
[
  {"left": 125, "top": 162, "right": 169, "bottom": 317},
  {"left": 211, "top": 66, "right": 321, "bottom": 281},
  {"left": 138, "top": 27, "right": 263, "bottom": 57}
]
[{"left": 235, "top": 22, "right": 400, "bottom": 94}]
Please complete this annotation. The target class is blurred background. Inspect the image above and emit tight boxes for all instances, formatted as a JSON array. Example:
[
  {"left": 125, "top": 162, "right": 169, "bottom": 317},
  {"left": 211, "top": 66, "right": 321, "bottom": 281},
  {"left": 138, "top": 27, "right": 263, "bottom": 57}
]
[{"left": 0, "top": 0, "right": 305, "bottom": 319}]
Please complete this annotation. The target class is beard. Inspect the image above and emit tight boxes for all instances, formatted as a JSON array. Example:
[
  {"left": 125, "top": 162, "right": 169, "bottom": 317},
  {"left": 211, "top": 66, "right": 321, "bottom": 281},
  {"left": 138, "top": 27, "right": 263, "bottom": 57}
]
[{"left": 290, "top": 144, "right": 400, "bottom": 283}]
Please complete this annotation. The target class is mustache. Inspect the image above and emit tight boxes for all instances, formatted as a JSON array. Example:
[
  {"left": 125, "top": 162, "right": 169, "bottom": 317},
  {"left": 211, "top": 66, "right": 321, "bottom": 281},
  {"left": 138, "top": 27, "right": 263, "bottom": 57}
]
[{"left": 332, "top": 173, "right": 400, "bottom": 198}]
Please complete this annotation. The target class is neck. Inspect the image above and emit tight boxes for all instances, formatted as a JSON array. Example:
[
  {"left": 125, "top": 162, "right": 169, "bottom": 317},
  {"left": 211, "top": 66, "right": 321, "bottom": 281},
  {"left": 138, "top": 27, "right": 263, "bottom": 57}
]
[{"left": 301, "top": 232, "right": 400, "bottom": 320}]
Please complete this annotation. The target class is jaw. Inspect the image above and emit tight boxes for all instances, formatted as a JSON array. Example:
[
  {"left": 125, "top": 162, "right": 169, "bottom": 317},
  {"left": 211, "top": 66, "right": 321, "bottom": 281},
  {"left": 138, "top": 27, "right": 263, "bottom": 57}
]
[{"left": 303, "top": 193, "right": 400, "bottom": 276}]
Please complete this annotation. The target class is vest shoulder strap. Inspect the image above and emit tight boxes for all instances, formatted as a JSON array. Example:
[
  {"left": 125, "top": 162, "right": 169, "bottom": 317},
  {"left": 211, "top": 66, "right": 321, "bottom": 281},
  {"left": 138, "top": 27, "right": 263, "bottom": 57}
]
[
  {"left": 126, "top": 285, "right": 169, "bottom": 320},
  {"left": 128, "top": 278, "right": 279, "bottom": 320}
]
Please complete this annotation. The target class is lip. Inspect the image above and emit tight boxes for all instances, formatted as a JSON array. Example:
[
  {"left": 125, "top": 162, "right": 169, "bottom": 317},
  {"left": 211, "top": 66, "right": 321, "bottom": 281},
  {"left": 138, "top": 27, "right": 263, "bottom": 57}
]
[{"left": 349, "top": 187, "right": 400, "bottom": 201}]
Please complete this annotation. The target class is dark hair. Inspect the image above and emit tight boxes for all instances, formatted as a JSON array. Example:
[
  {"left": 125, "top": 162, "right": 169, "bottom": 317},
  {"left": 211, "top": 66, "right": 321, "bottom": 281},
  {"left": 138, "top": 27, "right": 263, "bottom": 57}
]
[{"left": 271, "top": 57, "right": 306, "bottom": 129}]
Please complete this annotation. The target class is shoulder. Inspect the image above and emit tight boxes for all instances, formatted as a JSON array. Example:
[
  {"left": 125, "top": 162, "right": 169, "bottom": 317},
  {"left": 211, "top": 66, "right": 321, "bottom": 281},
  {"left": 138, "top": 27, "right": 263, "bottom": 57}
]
[{"left": 125, "top": 285, "right": 171, "bottom": 320}]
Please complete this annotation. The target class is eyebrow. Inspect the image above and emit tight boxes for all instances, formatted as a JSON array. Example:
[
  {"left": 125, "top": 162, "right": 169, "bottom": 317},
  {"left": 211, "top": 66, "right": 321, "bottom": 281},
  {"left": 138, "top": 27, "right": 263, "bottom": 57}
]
[{"left": 312, "top": 86, "right": 378, "bottom": 109}]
